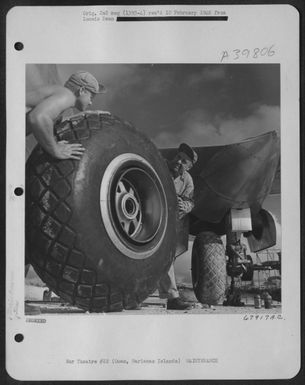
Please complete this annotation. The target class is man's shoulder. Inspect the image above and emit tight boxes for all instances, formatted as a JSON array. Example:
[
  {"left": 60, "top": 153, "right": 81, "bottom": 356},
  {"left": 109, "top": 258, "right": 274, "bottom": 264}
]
[
  {"left": 50, "top": 85, "right": 74, "bottom": 97},
  {"left": 28, "top": 84, "right": 75, "bottom": 101},
  {"left": 183, "top": 170, "right": 193, "bottom": 184},
  {"left": 27, "top": 85, "right": 76, "bottom": 118},
  {"left": 44, "top": 85, "right": 76, "bottom": 108}
]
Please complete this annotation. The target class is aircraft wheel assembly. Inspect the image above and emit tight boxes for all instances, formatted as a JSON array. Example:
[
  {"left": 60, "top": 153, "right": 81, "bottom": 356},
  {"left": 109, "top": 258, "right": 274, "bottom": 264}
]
[
  {"left": 191, "top": 231, "right": 227, "bottom": 305},
  {"left": 26, "top": 112, "right": 177, "bottom": 312}
]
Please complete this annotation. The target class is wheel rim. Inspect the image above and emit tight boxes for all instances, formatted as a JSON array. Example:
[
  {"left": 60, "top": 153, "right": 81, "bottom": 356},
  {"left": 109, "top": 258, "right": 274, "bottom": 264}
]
[
  {"left": 114, "top": 168, "right": 162, "bottom": 243},
  {"left": 100, "top": 153, "right": 168, "bottom": 259}
]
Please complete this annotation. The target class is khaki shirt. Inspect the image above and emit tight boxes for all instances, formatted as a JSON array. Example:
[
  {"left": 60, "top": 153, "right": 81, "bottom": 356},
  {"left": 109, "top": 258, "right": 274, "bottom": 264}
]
[{"left": 173, "top": 171, "right": 194, "bottom": 214}]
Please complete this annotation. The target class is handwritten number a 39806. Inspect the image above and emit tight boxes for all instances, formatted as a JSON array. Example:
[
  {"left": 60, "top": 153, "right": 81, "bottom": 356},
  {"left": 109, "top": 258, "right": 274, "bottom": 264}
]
[{"left": 220, "top": 45, "right": 275, "bottom": 62}]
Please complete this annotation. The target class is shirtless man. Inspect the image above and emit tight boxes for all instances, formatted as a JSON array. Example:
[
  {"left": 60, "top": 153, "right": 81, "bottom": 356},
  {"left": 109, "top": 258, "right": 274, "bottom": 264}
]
[{"left": 26, "top": 71, "right": 106, "bottom": 160}]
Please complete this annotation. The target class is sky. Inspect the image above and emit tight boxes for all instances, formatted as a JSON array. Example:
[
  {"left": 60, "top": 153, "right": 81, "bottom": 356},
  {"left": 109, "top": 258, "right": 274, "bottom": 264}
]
[{"left": 46, "top": 63, "right": 281, "bottom": 148}]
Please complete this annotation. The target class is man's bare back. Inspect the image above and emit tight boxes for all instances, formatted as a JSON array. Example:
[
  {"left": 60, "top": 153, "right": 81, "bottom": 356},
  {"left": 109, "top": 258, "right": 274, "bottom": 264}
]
[{"left": 27, "top": 84, "right": 75, "bottom": 110}]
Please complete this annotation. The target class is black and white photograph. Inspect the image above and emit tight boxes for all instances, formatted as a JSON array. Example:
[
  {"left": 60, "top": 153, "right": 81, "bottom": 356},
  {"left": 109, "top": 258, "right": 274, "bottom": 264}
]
[
  {"left": 5, "top": 4, "right": 301, "bottom": 381},
  {"left": 25, "top": 63, "right": 282, "bottom": 316}
]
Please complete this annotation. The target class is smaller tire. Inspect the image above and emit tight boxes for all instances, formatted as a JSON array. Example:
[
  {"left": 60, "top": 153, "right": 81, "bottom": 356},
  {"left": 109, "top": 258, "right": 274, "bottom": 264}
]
[{"left": 192, "top": 232, "right": 226, "bottom": 305}]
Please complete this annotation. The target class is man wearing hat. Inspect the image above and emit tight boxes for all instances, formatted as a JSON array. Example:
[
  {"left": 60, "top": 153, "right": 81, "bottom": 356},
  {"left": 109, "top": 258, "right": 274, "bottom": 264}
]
[
  {"left": 158, "top": 143, "right": 198, "bottom": 310},
  {"left": 26, "top": 71, "right": 106, "bottom": 160}
]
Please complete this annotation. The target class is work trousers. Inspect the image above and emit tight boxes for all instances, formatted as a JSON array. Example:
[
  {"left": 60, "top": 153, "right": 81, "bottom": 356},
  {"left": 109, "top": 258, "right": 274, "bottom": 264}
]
[{"left": 157, "top": 263, "right": 179, "bottom": 299}]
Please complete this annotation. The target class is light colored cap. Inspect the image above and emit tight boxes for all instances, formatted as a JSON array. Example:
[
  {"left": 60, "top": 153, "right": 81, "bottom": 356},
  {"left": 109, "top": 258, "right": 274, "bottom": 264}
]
[
  {"left": 64, "top": 71, "right": 106, "bottom": 94},
  {"left": 178, "top": 143, "right": 198, "bottom": 164}
]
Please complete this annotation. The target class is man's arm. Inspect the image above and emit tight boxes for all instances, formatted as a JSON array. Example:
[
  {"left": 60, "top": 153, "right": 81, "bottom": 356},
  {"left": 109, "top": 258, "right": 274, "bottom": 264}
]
[
  {"left": 178, "top": 196, "right": 194, "bottom": 218},
  {"left": 27, "top": 90, "right": 85, "bottom": 160}
]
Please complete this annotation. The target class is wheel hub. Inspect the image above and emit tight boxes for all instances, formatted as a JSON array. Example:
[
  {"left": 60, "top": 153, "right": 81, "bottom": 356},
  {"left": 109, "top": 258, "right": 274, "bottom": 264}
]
[
  {"left": 122, "top": 196, "right": 138, "bottom": 218},
  {"left": 115, "top": 179, "right": 142, "bottom": 237}
]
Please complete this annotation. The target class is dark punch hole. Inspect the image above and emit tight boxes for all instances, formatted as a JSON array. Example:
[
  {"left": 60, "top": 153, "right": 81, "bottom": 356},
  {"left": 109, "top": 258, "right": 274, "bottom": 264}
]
[
  {"left": 14, "top": 42, "right": 24, "bottom": 51},
  {"left": 14, "top": 187, "right": 24, "bottom": 196},
  {"left": 15, "top": 334, "right": 24, "bottom": 343}
]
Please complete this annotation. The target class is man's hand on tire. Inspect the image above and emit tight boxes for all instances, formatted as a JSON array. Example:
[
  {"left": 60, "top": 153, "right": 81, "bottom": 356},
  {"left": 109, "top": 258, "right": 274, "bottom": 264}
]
[
  {"left": 178, "top": 197, "right": 188, "bottom": 219},
  {"left": 53, "top": 140, "right": 85, "bottom": 160}
]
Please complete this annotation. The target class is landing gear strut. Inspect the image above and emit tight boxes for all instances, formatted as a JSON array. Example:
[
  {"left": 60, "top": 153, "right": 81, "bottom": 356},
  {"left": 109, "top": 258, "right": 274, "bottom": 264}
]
[
  {"left": 223, "top": 276, "right": 244, "bottom": 307},
  {"left": 223, "top": 231, "right": 252, "bottom": 307}
]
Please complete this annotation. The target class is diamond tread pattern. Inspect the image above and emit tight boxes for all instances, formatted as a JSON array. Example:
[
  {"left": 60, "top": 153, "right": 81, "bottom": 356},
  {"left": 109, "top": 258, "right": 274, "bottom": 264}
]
[
  {"left": 192, "top": 232, "right": 226, "bottom": 305},
  {"left": 26, "top": 114, "right": 145, "bottom": 312}
]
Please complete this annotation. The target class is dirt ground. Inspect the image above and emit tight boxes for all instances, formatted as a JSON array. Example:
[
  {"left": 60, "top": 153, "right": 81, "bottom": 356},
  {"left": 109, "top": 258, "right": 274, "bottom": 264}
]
[{"left": 25, "top": 284, "right": 281, "bottom": 316}]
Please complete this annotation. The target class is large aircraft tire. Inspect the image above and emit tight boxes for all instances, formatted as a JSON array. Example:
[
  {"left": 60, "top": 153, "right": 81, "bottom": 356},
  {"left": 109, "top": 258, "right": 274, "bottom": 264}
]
[
  {"left": 26, "top": 112, "right": 177, "bottom": 312},
  {"left": 191, "top": 232, "right": 226, "bottom": 305}
]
